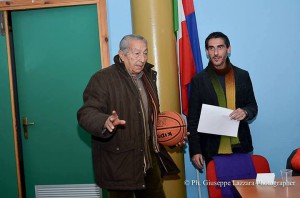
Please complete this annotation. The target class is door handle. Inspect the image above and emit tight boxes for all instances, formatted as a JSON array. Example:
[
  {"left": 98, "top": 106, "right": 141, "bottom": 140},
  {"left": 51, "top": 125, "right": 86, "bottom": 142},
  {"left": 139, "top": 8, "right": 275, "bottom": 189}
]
[{"left": 22, "top": 117, "right": 34, "bottom": 139}]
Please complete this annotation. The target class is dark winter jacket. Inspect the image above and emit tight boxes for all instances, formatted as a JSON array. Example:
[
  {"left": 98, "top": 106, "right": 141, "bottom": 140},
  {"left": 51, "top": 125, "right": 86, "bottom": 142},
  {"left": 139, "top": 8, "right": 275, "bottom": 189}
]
[{"left": 77, "top": 55, "right": 175, "bottom": 190}]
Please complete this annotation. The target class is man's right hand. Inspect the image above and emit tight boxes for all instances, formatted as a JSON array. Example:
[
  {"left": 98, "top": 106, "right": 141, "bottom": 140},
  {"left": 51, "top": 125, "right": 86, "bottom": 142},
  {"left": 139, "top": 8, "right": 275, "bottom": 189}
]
[
  {"left": 104, "top": 110, "right": 126, "bottom": 132},
  {"left": 192, "top": 154, "right": 204, "bottom": 169}
]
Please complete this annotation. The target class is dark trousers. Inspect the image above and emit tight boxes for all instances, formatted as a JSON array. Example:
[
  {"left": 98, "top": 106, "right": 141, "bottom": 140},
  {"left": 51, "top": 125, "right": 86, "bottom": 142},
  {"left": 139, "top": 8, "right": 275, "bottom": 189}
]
[{"left": 108, "top": 147, "right": 166, "bottom": 198}]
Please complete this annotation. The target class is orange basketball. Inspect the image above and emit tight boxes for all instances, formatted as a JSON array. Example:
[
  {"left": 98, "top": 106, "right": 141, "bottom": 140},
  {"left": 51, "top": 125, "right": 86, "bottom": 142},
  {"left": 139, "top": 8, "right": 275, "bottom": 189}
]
[{"left": 156, "top": 111, "right": 187, "bottom": 146}]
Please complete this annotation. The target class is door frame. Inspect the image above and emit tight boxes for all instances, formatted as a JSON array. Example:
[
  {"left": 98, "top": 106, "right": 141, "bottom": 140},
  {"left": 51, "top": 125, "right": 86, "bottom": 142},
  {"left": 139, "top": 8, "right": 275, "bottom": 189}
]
[{"left": 0, "top": 1, "right": 109, "bottom": 197}]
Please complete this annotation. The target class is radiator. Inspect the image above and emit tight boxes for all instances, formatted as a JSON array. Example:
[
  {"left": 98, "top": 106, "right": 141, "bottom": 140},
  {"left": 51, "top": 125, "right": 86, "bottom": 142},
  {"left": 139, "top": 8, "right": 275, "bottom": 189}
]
[{"left": 35, "top": 184, "right": 101, "bottom": 198}]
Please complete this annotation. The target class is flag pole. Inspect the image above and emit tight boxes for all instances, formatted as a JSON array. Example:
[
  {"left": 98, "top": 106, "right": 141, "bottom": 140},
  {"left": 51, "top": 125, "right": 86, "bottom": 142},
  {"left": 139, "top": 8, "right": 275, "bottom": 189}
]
[{"left": 175, "top": 0, "right": 204, "bottom": 197}]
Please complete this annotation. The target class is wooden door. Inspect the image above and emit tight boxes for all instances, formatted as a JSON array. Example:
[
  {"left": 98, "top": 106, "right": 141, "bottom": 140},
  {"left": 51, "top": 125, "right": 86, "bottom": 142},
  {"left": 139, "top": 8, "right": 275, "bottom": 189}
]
[{"left": 11, "top": 5, "right": 101, "bottom": 197}]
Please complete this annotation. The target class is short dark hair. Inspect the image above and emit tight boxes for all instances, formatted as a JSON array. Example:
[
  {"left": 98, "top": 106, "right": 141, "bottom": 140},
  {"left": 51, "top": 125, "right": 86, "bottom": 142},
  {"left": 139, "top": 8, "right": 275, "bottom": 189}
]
[{"left": 205, "top": 32, "right": 230, "bottom": 49}]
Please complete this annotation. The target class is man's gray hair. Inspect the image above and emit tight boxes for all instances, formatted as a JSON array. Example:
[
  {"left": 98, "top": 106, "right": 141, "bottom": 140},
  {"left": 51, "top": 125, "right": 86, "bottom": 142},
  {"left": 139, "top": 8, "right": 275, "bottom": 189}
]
[{"left": 119, "top": 34, "right": 147, "bottom": 55}]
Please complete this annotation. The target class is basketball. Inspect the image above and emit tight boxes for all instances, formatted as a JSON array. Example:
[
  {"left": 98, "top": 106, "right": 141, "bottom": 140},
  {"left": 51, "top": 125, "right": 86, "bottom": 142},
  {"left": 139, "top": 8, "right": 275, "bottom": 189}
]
[{"left": 156, "top": 111, "right": 187, "bottom": 146}]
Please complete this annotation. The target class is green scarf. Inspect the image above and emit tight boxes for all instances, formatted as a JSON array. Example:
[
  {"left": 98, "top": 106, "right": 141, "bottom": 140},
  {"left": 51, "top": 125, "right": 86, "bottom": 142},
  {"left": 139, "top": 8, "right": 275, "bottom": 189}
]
[{"left": 207, "top": 61, "right": 240, "bottom": 154}]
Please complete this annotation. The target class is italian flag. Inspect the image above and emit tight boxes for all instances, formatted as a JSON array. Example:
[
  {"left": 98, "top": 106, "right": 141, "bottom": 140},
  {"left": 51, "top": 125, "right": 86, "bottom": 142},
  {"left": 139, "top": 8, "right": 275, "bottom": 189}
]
[{"left": 174, "top": 0, "right": 203, "bottom": 116}]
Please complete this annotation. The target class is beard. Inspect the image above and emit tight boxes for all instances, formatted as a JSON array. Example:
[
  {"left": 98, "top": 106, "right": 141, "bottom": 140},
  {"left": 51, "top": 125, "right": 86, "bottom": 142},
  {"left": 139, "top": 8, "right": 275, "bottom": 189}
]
[{"left": 209, "top": 57, "right": 231, "bottom": 75}]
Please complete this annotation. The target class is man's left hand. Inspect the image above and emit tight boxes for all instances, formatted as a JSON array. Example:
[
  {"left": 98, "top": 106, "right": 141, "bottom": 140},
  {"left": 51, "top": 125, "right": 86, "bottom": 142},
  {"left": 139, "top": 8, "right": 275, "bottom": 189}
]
[{"left": 229, "top": 108, "right": 247, "bottom": 121}]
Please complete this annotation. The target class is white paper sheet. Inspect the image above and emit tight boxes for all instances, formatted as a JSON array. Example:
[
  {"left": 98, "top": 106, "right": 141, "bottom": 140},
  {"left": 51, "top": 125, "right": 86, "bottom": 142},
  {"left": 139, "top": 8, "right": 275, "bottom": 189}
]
[
  {"left": 197, "top": 104, "right": 240, "bottom": 137},
  {"left": 256, "top": 173, "right": 275, "bottom": 185}
]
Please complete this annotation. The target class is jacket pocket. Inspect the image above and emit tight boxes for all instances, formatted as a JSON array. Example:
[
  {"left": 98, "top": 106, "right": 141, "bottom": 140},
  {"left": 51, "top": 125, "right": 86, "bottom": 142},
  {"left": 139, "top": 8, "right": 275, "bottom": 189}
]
[{"left": 99, "top": 144, "right": 141, "bottom": 183}]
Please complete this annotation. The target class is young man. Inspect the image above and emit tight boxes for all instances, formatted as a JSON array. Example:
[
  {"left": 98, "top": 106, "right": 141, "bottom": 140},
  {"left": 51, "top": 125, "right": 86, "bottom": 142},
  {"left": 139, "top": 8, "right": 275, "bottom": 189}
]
[{"left": 187, "top": 32, "right": 258, "bottom": 168}]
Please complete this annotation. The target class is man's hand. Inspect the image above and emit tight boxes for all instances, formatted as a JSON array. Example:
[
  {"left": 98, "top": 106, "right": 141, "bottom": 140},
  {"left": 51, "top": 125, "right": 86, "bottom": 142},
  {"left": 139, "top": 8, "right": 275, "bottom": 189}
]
[
  {"left": 192, "top": 154, "right": 204, "bottom": 169},
  {"left": 229, "top": 108, "right": 247, "bottom": 121},
  {"left": 175, "top": 132, "right": 190, "bottom": 147},
  {"left": 104, "top": 110, "right": 126, "bottom": 132}
]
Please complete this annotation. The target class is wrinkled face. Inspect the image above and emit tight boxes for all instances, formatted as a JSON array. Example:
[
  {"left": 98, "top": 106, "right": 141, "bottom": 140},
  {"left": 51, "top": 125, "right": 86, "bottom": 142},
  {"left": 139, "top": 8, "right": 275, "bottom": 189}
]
[
  {"left": 206, "top": 38, "right": 231, "bottom": 70},
  {"left": 119, "top": 39, "right": 148, "bottom": 76}
]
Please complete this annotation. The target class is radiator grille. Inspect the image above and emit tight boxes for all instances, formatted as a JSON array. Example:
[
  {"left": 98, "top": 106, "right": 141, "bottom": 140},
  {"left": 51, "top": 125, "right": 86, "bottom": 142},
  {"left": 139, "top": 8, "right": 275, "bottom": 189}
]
[{"left": 35, "top": 184, "right": 101, "bottom": 198}]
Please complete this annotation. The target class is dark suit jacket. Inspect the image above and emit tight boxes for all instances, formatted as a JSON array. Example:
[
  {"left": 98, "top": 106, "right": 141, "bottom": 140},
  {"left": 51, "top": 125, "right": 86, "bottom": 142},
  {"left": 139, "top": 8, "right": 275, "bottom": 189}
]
[{"left": 187, "top": 64, "right": 258, "bottom": 159}]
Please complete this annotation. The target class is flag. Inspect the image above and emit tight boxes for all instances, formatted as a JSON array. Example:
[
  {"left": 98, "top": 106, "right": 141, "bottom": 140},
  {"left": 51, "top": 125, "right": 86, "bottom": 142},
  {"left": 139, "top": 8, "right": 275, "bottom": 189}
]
[{"left": 174, "top": 0, "right": 203, "bottom": 115}]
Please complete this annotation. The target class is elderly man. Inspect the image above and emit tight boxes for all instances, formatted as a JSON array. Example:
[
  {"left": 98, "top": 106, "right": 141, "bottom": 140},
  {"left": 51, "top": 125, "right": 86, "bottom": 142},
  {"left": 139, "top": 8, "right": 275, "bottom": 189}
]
[{"left": 77, "top": 34, "right": 180, "bottom": 198}]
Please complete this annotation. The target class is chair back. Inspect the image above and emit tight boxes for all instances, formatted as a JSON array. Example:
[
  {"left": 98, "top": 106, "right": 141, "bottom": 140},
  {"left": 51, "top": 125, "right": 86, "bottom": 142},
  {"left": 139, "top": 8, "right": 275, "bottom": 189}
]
[{"left": 206, "top": 154, "right": 271, "bottom": 198}]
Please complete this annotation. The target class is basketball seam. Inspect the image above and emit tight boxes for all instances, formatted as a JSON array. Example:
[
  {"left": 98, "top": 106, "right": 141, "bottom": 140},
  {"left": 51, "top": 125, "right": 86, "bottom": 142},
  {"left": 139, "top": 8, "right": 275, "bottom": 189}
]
[{"left": 157, "top": 125, "right": 186, "bottom": 130}]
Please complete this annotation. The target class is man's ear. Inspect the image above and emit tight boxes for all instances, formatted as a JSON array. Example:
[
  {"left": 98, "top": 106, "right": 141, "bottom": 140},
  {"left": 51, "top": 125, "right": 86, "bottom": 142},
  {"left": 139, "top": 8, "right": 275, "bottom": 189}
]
[
  {"left": 227, "top": 46, "right": 231, "bottom": 54},
  {"left": 205, "top": 50, "right": 210, "bottom": 59},
  {"left": 118, "top": 50, "right": 124, "bottom": 61}
]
